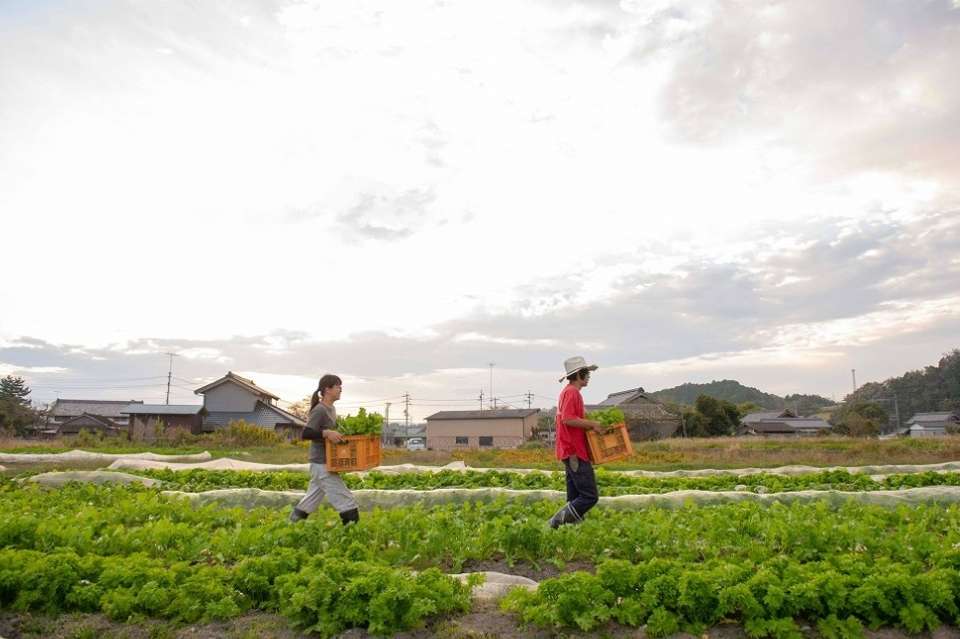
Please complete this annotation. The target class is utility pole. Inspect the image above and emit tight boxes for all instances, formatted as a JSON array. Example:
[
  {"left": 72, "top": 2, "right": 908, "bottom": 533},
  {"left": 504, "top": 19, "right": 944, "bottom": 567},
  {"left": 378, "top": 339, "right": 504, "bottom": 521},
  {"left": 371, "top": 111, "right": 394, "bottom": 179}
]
[
  {"left": 384, "top": 402, "right": 391, "bottom": 445},
  {"left": 403, "top": 393, "right": 410, "bottom": 430},
  {"left": 479, "top": 390, "right": 484, "bottom": 411},
  {"left": 488, "top": 363, "right": 495, "bottom": 410},
  {"left": 526, "top": 391, "right": 533, "bottom": 409},
  {"left": 893, "top": 393, "right": 901, "bottom": 433},
  {"left": 851, "top": 369, "right": 857, "bottom": 395},
  {"left": 871, "top": 396, "right": 901, "bottom": 435},
  {"left": 164, "top": 352, "right": 178, "bottom": 405}
]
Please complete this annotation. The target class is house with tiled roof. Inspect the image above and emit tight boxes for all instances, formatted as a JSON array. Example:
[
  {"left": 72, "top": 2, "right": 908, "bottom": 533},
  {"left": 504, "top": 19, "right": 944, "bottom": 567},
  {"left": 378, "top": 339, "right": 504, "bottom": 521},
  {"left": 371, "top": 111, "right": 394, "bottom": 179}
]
[
  {"left": 591, "top": 387, "right": 681, "bottom": 440},
  {"left": 57, "top": 413, "right": 125, "bottom": 436},
  {"left": 193, "top": 371, "right": 305, "bottom": 434},
  {"left": 740, "top": 408, "right": 831, "bottom": 437},
  {"left": 742, "top": 409, "right": 798, "bottom": 425},
  {"left": 46, "top": 399, "right": 142, "bottom": 435}
]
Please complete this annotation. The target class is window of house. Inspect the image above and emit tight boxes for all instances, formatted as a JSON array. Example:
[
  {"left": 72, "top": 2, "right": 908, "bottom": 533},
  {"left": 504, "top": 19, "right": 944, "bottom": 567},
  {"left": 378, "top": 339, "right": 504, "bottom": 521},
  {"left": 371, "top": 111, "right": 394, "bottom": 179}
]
[
  {"left": 455, "top": 436, "right": 469, "bottom": 445},
  {"left": 479, "top": 436, "right": 493, "bottom": 447}
]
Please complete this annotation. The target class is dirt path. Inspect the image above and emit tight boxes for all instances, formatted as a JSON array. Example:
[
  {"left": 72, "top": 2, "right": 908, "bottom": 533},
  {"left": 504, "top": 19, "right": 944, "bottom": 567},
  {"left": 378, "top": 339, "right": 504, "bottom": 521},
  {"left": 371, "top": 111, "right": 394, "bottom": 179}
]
[{"left": 3, "top": 611, "right": 960, "bottom": 639}]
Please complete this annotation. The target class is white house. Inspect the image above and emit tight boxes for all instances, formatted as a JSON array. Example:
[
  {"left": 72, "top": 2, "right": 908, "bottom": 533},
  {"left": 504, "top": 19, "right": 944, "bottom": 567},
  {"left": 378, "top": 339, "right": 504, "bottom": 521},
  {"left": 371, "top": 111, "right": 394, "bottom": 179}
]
[{"left": 904, "top": 412, "right": 960, "bottom": 438}]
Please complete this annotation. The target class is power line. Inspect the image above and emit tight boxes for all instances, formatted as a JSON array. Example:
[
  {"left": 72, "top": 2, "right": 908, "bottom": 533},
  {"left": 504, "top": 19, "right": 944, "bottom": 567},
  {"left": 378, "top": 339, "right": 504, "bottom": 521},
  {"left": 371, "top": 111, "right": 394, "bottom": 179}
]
[
  {"left": 29, "top": 384, "right": 170, "bottom": 391},
  {"left": 27, "top": 380, "right": 168, "bottom": 387},
  {"left": 409, "top": 403, "right": 479, "bottom": 407},
  {"left": 23, "top": 375, "right": 167, "bottom": 383}
]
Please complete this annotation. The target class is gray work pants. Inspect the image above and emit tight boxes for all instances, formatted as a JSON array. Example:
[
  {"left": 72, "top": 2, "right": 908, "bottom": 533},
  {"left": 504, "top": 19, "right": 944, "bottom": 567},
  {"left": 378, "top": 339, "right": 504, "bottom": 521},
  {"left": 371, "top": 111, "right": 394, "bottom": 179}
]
[{"left": 294, "top": 462, "right": 358, "bottom": 514}]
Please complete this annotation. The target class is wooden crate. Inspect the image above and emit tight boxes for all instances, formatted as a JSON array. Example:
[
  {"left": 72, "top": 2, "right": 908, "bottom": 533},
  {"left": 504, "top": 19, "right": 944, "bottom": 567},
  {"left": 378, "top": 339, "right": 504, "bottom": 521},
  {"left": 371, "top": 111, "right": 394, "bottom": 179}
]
[
  {"left": 586, "top": 423, "right": 633, "bottom": 464},
  {"left": 325, "top": 435, "right": 382, "bottom": 472}
]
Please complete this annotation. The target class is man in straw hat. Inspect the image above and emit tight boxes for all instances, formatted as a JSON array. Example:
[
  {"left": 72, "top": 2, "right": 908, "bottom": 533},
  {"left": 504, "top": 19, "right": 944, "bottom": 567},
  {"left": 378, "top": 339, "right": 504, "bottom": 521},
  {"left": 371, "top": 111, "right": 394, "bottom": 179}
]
[{"left": 548, "top": 356, "right": 605, "bottom": 528}]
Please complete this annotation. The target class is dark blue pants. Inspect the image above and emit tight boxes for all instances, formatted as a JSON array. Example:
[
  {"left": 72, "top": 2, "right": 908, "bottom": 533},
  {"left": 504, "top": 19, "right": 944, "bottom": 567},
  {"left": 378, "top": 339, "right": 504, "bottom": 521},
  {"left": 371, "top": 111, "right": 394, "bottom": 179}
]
[{"left": 564, "top": 456, "right": 598, "bottom": 519}]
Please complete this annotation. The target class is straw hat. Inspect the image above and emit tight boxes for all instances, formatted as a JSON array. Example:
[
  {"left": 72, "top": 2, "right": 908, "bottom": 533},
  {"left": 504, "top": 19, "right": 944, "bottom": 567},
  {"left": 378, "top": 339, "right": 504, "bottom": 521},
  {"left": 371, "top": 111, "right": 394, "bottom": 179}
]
[{"left": 558, "top": 356, "right": 598, "bottom": 382}]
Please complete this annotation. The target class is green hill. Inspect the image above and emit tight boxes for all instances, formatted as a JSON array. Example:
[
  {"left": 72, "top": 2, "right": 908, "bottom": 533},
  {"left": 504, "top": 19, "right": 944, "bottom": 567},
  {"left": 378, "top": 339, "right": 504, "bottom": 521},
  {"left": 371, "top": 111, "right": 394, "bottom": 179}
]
[
  {"left": 648, "top": 380, "right": 833, "bottom": 413},
  {"left": 849, "top": 349, "right": 960, "bottom": 420}
]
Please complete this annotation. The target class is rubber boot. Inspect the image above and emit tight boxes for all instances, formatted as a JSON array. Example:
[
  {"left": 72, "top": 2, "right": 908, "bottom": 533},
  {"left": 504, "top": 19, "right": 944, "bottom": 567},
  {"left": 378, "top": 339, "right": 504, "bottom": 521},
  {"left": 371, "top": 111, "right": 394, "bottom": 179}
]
[
  {"left": 289, "top": 507, "right": 309, "bottom": 523},
  {"left": 339, "top": 508, "right": 360, "bottom": 526},
  {"left": 547, "top": 503, "right": 582, "bottom": 529}
]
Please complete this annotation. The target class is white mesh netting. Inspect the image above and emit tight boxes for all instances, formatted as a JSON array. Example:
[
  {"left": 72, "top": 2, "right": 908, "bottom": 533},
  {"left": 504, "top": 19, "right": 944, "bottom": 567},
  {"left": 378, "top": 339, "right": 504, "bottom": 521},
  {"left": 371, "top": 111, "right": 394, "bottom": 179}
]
[{"left": 0, "top": 449, "right": 212, "bottom": 464}]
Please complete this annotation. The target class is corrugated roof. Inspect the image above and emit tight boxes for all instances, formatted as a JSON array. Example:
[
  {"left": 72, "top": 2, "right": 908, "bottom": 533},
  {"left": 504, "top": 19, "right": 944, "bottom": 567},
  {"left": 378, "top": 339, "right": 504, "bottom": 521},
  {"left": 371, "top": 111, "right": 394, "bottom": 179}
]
[
  {"left": 122, "top": 404, "right": 204, "bottom": 415},
  {"left": 50, "top": 399, "right": 143, "bottom": 418},
  {"left": 202, "top": 411, "right": 255, "bottom": 427},
  {"left": 747, "top": 417, "right": 831, "bottom": 433},
  {"left": 909, "top": 412, "right": 959, "bottom": 424},
  {"left": 425, "top": 409, "right": 540, "bottom": 421},
  {"left": 255, "top": 401, "right": 306, "bottom": 426},
  {"left": 193, "top": 371, "right": 280, "bottom": 400},
  {"left": 203, "top": 401, "right": 306, "bottom": 428}
]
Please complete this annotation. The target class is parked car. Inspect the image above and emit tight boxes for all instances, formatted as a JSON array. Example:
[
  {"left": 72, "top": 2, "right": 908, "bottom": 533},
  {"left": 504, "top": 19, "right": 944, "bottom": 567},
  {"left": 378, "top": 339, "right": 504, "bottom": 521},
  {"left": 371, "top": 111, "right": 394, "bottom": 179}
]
[{"left": 405, "top": 437, "right": 426, "bottom": 451}]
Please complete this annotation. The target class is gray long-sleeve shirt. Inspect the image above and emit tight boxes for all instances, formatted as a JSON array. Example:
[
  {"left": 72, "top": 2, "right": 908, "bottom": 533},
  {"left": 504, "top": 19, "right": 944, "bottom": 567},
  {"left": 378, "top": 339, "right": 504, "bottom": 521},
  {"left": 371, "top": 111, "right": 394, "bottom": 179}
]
[{"left": 302, "top": 402, "right": 337, "bottom": 464}]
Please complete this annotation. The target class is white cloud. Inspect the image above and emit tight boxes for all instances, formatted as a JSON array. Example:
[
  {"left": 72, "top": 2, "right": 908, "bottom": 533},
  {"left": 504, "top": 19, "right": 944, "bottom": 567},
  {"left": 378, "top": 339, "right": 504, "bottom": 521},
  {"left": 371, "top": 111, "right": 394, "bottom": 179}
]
[
  {"left": 179, "top": 348, "right": 232, "bottom": 363},
  {"left": 452, "top": 333, "right": 558, "bottom": 347},
  {"left": 0, "top": 0, "right": 957, "bottom": 412},
  {"left": 0, "top": 363, "right": 69, "bottom": 376}
]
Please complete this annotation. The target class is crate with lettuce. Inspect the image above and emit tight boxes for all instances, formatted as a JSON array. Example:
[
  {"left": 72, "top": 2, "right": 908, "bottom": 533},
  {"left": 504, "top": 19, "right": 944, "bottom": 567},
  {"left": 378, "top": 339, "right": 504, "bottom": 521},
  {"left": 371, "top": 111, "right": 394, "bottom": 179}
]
[
  {"left": 584, "top": 408, "right": 632, "bottom": 464},
  {"left": 326, "top": 408, "right": 384, "bottom": 472}
]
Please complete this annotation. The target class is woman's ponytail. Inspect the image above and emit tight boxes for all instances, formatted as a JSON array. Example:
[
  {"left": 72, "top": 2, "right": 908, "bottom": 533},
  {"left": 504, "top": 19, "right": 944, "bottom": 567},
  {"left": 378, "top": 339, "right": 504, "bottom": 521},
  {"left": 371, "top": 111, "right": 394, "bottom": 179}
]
[{"left": 312, "top": 374, "right": 342, "bottom": 410}]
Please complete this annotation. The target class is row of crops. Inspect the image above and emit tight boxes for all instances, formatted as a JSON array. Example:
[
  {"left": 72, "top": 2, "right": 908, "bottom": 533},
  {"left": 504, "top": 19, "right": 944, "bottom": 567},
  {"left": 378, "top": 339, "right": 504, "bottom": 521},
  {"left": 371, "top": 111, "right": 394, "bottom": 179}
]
[
  {"left": 117, "top": 466, "right": 960, "bottom": 494},
  {"left": 3, "top": 476, "right": 960, "bottom": 637}
]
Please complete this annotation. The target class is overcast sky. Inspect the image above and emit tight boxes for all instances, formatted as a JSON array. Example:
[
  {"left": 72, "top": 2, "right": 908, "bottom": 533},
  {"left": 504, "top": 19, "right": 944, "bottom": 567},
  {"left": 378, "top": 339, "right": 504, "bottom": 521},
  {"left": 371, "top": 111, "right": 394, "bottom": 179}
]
[{"left": 2, "top": 0, "right": 958, "bottom": 419}]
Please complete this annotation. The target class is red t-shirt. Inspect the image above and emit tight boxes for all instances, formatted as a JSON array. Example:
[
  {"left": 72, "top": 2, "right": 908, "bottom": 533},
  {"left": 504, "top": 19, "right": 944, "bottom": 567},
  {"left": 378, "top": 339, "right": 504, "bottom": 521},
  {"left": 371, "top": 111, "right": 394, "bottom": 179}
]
[{"left": 555, "top": 384, "right": 589, "bottom": 462}]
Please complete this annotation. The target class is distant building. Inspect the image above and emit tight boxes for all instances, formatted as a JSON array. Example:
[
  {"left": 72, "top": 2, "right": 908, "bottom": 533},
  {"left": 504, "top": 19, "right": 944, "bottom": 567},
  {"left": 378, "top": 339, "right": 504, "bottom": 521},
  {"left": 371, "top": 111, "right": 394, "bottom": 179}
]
[
  {"left": 194, "top": 371, "right": 305, "bottom": 435},
  {"left": 904, "top": 412, "right": 960, "bottom": 438},
  {"left": 425, "top": 409, "right": 540, "bottom": 451},
  {"left": 123, "top": 404, "right": 206, "bottom": 437},
  {"left": 742, "top": 409, "right": 798, "bottom": 425},
  {"left": 58, "top": 413, "right": 127, "bottom": 437},
  {"left": 591, "top": 388, "right": 681, "bottom": 440},
  {"left": 382, "top": 421, "right": 427, "bottom": 447},
  {"left": 47, "top": 399, "right": 142, "bottom": 435},
  {"left": 740, "top": 409, "right": 831, "bottom": 437}
]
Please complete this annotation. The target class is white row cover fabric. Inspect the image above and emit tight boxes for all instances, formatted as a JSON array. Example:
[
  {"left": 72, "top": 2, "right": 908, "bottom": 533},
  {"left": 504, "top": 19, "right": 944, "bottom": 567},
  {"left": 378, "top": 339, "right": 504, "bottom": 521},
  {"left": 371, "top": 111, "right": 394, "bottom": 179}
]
[
  {"left": 450, "top": 571, "right": 537, "bottom": 602},
  {"left": 107, "top": 458, "right": 308, "bottom": 472},
  {"left": 23, "top": 470, "right": 160, "bottom": 488},
  {"left": 104, "top": 456, "right": 960, "bottom": 480},
  {"left": 0, "top": 449, "right": 212, "bottom": 464},
  {"left": 160, "top": 485, "right": 960, "bottom": 511}
]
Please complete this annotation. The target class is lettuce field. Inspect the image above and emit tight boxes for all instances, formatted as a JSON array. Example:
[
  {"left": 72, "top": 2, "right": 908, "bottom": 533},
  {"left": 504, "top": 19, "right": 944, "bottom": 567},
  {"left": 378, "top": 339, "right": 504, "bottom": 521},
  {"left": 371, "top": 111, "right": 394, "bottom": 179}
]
[{"left": 3, "top": 464, "right": 960, "bottom": 637}]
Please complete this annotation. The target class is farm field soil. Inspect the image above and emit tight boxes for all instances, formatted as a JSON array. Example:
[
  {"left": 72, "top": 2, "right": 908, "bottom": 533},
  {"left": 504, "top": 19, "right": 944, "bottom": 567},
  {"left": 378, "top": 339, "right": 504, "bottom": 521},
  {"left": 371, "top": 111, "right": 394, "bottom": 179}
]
[
  {"left": 3, "top": 611, "right": 960, "bottom": 639},
  {"left": 5, "top": 436, "right": 960, "bottom": 471}
]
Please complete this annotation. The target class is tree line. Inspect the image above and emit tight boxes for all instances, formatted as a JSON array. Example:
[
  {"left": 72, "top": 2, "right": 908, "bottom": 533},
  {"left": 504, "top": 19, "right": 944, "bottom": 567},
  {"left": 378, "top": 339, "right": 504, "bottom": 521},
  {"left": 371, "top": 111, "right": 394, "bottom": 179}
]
[{"left": 0, "top": 375, "right": 38, "bottom": 436}]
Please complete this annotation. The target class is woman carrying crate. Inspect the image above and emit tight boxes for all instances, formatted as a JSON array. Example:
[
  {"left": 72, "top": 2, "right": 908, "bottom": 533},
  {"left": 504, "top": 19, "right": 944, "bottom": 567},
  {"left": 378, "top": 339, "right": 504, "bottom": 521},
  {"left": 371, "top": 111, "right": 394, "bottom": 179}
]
[
  {"left": 288, "top": 374, "right": 361, "bottom": 525},
  {"left": 548, "top": 356, "right": 606, "bottom": 528}
]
